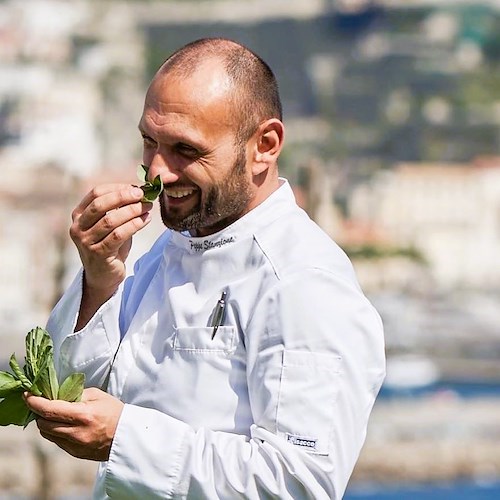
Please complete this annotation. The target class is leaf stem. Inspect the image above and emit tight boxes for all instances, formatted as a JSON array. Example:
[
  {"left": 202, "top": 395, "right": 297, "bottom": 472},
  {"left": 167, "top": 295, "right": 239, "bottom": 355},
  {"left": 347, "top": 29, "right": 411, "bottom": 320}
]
[{"left": 9, "top": 354, "right": 42, "bottom": 396}]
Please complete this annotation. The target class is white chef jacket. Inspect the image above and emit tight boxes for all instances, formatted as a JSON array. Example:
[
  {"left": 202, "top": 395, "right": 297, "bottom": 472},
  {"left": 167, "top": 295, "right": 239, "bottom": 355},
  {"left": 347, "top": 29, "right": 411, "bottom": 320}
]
[{"left": 47, "top": 179, "right": 385, "bottom": 499}]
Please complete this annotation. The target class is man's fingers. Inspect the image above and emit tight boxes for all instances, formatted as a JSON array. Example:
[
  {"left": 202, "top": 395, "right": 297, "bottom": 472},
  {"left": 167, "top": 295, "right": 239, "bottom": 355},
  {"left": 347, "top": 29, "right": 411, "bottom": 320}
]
[
  {"left": 25, "top": 388, "right": 107, "bottom": 418},
  {"left": 26, "top": 388, "right": 122, "bottom": 462},
  {"left": 84, "top": 212, "right": 152, "bottom": 259},
  {"left": 38, "top": 419, "right": 75, "bottom": 439},
  {"left": 82, "top": 201, "right": 152, "bottom": 247},
  {"left": 72, "top": 184, "right": 139, "bottom": 220},
  {"left": 38, "top": 429, "right": 86, "bottom": 459},
  {"left": 75, "top": 186, "right": 145, "bottom": 231},
  {"left": 24, "top": 393, "right": 83, "bottom": 424}
]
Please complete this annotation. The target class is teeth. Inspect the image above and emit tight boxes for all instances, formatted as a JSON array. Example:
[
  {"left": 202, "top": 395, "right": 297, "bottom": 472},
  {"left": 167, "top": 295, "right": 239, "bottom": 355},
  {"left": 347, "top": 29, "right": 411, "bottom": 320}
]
[{"left": 166, "top": 188, "right": 195, "bottom": 198}]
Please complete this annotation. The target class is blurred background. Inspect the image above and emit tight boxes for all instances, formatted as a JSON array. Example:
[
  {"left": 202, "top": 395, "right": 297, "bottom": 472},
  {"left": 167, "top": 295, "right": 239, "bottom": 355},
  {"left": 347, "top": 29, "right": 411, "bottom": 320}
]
[{"left": 0, "top": 0, "right": 499, "bottom": 498}]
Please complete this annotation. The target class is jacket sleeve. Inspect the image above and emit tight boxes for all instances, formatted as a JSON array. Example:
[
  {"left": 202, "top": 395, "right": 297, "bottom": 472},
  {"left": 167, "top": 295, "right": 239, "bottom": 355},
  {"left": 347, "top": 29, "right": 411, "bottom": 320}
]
[
  {"left": 103, "top": 268, "right": 386, "bottom": 499},
  {"left": 45, "top": 232, "right": 170, "bottom": 388},
  {"left": 45, "top": 269, "right": 124, "bottom": 389}
]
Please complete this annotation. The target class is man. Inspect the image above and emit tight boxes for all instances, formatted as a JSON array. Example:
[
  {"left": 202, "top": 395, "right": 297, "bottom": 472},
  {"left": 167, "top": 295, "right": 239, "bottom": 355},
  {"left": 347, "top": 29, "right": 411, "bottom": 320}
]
[{"left": 26, "top": 38, "right": 385, "bottom": 499}]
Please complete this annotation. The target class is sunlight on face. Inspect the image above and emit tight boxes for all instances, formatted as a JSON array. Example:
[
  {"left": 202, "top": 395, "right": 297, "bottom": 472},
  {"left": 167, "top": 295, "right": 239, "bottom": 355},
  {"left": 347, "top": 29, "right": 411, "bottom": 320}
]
[{"left": 159, "top": 143, "right": 253, "bottom": 236}]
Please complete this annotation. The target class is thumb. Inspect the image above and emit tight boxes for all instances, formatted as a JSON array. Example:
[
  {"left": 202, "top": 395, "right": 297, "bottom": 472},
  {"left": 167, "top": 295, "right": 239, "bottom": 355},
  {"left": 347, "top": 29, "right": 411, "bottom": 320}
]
[{"left": 24, "top": 392, "right": 78, "bottom": 422}]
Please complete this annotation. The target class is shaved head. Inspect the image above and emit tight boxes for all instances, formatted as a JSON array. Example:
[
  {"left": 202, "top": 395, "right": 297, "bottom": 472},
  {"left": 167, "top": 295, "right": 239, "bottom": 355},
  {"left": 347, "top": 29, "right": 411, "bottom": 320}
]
[{"left": 155, "top": 38, "right": 283, "bottom": 145}]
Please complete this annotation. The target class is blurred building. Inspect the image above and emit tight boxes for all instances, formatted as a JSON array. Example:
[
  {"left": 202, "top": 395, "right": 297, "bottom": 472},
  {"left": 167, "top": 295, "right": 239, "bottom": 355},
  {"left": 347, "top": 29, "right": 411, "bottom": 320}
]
[
  {"left": 137, "top": 0, "right": 500, "bottom": 170},
  {"left": 0, "top": 0, "right": 146, "bottom": 177},
  {"left": 0, "top": 165, "right": 77, "bottom": 337},
  {"left": 0, "top": 0, "right": 149, "bottom": 342},
  {"left": 349, "top": 157, "right": 500, "bottom": 289}
]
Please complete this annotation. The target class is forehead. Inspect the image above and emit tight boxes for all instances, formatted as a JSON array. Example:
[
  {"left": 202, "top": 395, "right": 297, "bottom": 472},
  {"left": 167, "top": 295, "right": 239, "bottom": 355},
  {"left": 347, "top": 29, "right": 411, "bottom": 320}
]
[{"left": 140, "top": 60, "right": 236, "bottom": 136}]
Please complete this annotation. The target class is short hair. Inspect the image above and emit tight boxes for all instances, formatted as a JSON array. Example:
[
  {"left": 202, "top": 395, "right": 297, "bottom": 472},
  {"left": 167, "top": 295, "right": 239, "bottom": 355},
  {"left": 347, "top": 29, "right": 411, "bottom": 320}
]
[{"left": 158, "top": 38, "right": 283, "bottom": 145}]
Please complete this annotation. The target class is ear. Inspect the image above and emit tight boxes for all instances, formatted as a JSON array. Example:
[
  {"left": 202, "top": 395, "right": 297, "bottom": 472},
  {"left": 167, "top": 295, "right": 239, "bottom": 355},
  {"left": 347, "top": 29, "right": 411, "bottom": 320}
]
[{"left": 251, "top": 119, "right": 285, "bottom": 176}]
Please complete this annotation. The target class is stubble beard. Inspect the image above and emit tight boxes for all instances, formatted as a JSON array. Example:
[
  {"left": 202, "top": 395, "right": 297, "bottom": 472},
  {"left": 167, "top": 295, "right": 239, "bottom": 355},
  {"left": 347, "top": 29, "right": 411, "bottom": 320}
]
[{"left": 159, "top": 147, "right": 253, "bottom": 235}]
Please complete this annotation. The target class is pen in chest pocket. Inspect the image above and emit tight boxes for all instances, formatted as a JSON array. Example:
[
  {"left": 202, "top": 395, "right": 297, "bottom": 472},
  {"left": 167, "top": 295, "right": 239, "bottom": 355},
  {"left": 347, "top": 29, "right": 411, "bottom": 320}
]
[{"left": 211, "top": 290, "right": 227, "bottom": 340}]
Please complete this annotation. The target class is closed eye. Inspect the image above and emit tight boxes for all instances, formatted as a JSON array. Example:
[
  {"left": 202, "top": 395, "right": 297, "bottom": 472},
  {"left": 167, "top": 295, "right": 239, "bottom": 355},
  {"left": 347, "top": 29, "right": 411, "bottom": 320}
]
[
  {"left": 174, "top": 142, "right": 201, "bottom": 158},
  {"left": 141, "top": 133, "right": 157, "bottom": 147}
]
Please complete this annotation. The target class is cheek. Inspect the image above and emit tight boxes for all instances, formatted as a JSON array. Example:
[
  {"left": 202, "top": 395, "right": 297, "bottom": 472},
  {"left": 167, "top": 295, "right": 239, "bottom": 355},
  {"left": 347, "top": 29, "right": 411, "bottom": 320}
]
[{"left": 188, "top": 165, "right": 219, "bottom": 191}]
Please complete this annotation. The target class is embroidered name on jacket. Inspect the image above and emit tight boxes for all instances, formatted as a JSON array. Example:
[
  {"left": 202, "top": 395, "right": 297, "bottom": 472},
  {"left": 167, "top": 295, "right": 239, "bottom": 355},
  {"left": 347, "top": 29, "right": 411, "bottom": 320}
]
[
  {"left": 190, "top": 236, "right": 235, "bottom": 252},
  {"left": 286, "top": 433, "right": 318, "bottom": 451}
]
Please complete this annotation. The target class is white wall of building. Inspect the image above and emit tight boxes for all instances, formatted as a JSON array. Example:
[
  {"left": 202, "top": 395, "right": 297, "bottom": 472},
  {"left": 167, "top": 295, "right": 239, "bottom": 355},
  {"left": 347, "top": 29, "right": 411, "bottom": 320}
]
[{"left": 350, "top": 162, "right": 500, "bottom": 289}]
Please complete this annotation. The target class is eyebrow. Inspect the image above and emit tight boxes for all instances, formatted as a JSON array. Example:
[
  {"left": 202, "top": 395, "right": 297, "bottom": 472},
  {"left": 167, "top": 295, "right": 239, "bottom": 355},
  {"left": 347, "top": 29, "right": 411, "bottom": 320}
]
[{"left": 138, "top": 122, "right": 211, "bottom": 155}]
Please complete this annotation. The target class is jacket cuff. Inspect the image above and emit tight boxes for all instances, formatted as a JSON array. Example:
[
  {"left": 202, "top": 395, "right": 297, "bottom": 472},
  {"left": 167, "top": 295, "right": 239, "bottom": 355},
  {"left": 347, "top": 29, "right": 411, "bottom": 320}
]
[
  {"left": 46, "top": 268, "right": 122, "bottom": 387},
  {"left": 105, "top": 403, "right": 191, "bottom": 499}
]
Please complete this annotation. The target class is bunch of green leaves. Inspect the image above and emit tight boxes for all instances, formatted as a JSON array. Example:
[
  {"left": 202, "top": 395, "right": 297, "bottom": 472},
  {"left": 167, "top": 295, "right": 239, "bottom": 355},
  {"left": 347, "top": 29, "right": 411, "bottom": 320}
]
[
  {"left": 0, "top": 327, "right": 85, "bottom": 427},
  {"left": 137, "top": 163, "right": 163, "bottom": 202}
]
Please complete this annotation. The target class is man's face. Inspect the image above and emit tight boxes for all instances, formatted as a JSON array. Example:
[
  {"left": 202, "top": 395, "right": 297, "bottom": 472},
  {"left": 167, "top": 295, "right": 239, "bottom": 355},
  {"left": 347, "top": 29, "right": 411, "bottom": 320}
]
[
  {"left": 138, "top": 63, "right": 255, "bottom": 237},
  {"left": 159, "top": 142, "right": 251, "bottom": 235}
]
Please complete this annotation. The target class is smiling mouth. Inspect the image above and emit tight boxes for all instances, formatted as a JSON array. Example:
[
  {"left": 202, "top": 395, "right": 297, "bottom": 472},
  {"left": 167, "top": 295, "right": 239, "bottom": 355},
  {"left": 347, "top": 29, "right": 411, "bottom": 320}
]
[{"left": 165, "top": 187, "right": 197, "bottom": 199}]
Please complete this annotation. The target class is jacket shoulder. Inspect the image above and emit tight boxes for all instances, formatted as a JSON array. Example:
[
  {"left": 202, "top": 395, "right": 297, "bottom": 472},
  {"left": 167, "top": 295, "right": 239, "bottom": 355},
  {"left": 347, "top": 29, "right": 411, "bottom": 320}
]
[{"left": 254, "top": 207, "right": 357, "bottom": 283}]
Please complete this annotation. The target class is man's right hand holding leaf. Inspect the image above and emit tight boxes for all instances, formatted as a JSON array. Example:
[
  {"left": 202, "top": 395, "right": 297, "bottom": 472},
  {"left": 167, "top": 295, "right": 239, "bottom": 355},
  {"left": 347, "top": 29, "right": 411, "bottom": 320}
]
[{"left": 69, "top": 184, "right": 153, "bottom": 330}]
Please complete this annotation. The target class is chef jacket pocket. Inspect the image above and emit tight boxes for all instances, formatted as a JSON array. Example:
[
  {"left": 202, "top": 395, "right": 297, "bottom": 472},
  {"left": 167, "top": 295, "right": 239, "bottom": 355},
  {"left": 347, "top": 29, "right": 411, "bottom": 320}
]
[
  {"left": 172, "top": 326, "right": 236, "bottom": 355},
  {"left": 276, "top": 349, "right": 342, "bottom": 456}
]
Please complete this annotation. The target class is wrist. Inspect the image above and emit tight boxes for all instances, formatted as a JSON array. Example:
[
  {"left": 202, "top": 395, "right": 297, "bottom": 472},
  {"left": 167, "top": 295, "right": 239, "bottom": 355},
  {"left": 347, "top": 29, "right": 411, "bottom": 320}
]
[
  {"left": 82, "top": 270, "right": 122, "bottom": 300},
  {"left": 75, "top": 272, "right": 121, "bottom": 332}
]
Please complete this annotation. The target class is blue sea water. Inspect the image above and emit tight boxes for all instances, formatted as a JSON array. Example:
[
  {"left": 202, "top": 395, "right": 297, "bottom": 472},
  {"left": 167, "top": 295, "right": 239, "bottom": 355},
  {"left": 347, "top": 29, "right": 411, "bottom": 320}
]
[
  {"left": 379, "top": 379, "right": 500, "bottom": 400},
  {"left": 345, "top": 480, "right": 500, "bottom": 499},
  {"left": 346, "top": 380, "right": 500, "bottom": 499},
  {"left": 2, "top": 380, "right": 498, "bottom": 499}
]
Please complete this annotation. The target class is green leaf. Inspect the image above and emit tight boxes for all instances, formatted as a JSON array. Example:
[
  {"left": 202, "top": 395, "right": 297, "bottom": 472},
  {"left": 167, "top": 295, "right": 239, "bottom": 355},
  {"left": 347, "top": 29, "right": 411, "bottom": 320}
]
[
  {"left": 58, "top": 373, "right": 85, "bottom": 402},
  {"left": 30, "top": 347, "right": 57, "bottom": 399},
  {"left": 33, "top": 359, "right": 59, "bottom": 400},
  {"left": 48, "top": 362, "right": 59, "bottom": 400},
  {"left": 136, "top": 163, "right": 148, "bottom": 183},
  {"left": 0, "top": 371, "right": 23, "bottom": 397},
  {"left": 136, "top": 164, "right": 163, "bottom": 202},
  {"left": 152, "top": 174, "right": 162, "bottom": 189},
  {"left": 23, "top": 411, "right": 37, "bottom": 429},
  {"left": 9, "top": 354, "right": 34, "bottom": 392},
  {"left": 0, "top": 392, "right": 31, "bottom": 426},
  {"left": 141, "top": 175, "right": 164, "bottom": 202},
  {"left": 24, "top": 327, "right": 53, "bottom": 382},
  {"left": 138, "top": 162, "right": 163, "bottom": 202},
  {"left": 1, "top": 326, "right": 85, "bottom": 426}
]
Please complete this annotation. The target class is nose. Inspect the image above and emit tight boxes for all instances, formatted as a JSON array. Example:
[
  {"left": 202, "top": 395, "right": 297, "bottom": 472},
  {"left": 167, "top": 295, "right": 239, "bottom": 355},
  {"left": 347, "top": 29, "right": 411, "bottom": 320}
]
[{"left": 146, "top": 150, "right": 181, "bottom": 185}]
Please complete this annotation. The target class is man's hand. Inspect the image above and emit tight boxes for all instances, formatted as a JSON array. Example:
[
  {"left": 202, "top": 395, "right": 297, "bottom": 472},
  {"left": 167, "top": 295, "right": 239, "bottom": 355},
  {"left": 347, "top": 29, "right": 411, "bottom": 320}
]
[
  {"left": 70, "top": 184, "right": 152, "bottom": 329},
  {"left": 25, "top": 388, "right": 124, "bottom": 462}
]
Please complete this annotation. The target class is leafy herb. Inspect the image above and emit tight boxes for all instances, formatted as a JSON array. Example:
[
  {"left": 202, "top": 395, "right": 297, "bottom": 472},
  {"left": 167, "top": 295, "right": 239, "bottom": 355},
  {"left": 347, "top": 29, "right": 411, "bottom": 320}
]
[
  {"left": 58, "top": 373, "right": 86, "bottom": 402},
  {"left": 0, "top": 327, "right": 85, "bottom": 427},
  {"left": 0, "top": 372, "right": 22, "bottom": 397},
  {"left": 0, "top": 393, "right": 31, "bottom": 426},
  {"left": 137, "top": 164, "right": 163, "bottom": 202}
]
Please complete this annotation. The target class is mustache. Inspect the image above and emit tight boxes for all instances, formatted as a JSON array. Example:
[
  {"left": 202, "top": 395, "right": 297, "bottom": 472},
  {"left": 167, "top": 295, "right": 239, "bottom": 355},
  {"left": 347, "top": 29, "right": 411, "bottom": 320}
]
[{"left": 162, "top": 182, "right": 198, "bottom": 190}]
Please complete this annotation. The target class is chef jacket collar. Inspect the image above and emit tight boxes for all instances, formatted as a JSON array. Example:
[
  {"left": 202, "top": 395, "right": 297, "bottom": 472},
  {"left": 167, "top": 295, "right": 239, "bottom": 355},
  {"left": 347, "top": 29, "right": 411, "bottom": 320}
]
[{"left": 170, "top": 178, "right": 294, "bottom": 254}]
